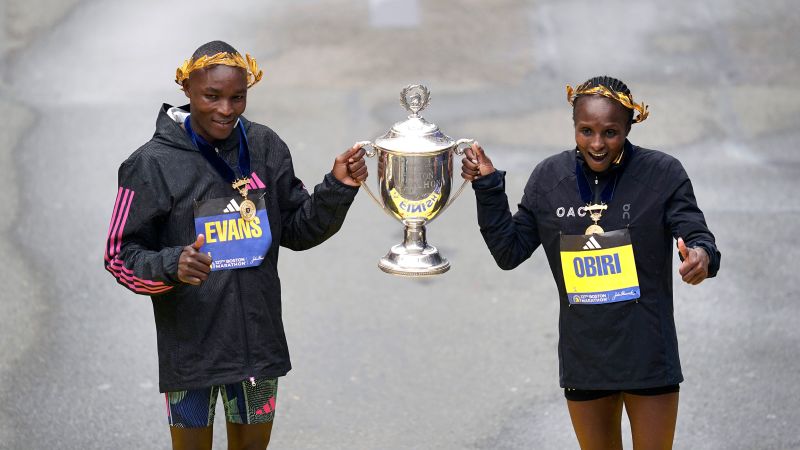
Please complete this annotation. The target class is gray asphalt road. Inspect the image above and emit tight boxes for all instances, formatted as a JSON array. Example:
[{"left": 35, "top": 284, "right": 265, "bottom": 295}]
[{"left": 1, "top": 1, "right": 799, "bottom": 449}]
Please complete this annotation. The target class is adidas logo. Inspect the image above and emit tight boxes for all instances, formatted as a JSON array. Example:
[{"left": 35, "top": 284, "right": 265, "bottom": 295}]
[
  {"left": 255, "top": 397, "right": 276, "bottom": 416},
  {"left": 247, "top": 172, "right": 267, "bottom": 190},
  {"left": 583, "top": 236, "right": 602, "bottom": 250},
  {"left": 223, "top": 199, "right": 241, "bottom": 213}
]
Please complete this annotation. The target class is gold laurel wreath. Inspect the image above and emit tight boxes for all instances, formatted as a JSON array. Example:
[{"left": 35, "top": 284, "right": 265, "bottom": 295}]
[
  {"left": 566, "top": 84, "right": 649, "bottom": 123},
  {"left": 175, "top": 52, "right": 263, "bottom": 89}
]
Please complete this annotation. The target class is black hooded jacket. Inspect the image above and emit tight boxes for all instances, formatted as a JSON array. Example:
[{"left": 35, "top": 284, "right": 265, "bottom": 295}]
[
  {"left": 104, "top": 104, "right": 358, "bottom": 392},
  {"left": 472, "top": 142, "right": 720, "bottom": 390}
]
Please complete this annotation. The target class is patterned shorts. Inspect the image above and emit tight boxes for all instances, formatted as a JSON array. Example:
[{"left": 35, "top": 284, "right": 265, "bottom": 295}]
[{"left": 165, "top": 377, "right": 278, "bottom": 428}]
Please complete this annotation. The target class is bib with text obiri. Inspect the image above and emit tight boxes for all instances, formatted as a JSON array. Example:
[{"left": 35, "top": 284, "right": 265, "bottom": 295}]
[
  {"left": 560, "top": 229, "right": 640, "bottom": 305},
  {"left": 193, "top": 194, "right": 272, "bottom": 271}
]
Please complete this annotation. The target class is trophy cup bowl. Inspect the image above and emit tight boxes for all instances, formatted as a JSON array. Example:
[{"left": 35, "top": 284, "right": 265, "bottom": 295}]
[{"left": 357, "top": 85, "right": 473, "bottom": 276}]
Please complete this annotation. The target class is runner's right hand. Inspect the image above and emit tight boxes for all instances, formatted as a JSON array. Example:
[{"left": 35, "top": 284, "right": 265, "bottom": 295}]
[
  {"left": 178, "top": 234, "right": 212, "bottom": 285},
  {"left": 461, "top": 142, "right": 496, "bottom": 181}
]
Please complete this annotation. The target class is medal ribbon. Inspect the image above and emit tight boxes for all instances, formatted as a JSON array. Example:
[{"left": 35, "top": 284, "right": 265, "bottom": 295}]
[{"left": 184, "top": 115, "right": 251, "bottom": 184}]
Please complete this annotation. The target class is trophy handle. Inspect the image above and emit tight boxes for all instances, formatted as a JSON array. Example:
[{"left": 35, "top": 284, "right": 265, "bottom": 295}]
[
  {"left": 354, "top": 141, "right": 388, "bottom": 212},
  {"left": 443, "top": 138, "right": 475, "bottom": 210}
]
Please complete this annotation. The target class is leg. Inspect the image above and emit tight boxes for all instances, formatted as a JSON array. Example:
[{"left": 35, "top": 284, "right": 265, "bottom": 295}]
[
  {"left": 623, "top": 391, "right": 679, "bottom": 450},
  {"left": 170, "top": 426, "right": 214, "bottom": 450},
  {"left": 165, "top": 386, "right": 218, "bottom": 450},
  {"left": 566, "top": 392, "right": 624, "bottom": 450},
  {"left": 226, "top": 422, "right": 273, "bottom": 450},
  {"left": 222, "top": 377, "right": 279, "bottom": 450}
]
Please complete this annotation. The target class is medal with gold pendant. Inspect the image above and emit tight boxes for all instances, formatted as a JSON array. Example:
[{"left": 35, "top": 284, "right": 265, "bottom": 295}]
[
  {"left": 232, "top": 177, "right": 257, "bottom": 222},
  {"left": 184, "top": 116, "right": 259, "bottom": 222},
  {"left": 584, "top": 203, "right": 607, "bottom": 235}
]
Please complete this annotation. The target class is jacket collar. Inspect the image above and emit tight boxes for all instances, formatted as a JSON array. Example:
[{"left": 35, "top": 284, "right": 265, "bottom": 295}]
[{"left": 152, "top": 103, "right": 251, "bottom": 153}]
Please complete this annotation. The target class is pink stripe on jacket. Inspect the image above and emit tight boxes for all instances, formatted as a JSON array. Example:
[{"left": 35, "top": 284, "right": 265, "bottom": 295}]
[{"left": 104, "top": 187, "right": 173, "bottom": 295}]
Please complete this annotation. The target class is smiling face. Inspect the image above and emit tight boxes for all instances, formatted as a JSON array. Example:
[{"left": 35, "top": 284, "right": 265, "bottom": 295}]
[
  {"left": 573, "top": 95, "right": 632, "bottom": 173},
  {"left": 183, "top": 64, "right": 248, "bottom": 143}
]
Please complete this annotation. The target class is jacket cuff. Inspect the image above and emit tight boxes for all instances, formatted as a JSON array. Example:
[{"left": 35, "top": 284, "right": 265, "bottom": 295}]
[
  {"left": 162, "top": 246, "right": 186, "bottom": 284},
  {"left": 324, "top": 172, "right": 360, "bottom": 195},
  {"left": 472, "top": 170, "right": 506, "bottom": 193},
  {"left": 692, "top": 240, "right": 721, "bottom": 278}
]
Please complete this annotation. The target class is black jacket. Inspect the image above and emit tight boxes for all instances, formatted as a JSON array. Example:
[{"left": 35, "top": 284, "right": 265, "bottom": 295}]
[
  {"left": 472, "top": 142, "right": 720, "bottom": 390},
  {"left": 104, "top": 104, "right": 358, "bottom": 392}
]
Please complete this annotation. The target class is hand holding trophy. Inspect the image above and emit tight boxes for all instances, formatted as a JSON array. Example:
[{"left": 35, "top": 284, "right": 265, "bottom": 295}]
[{"left": 356, "top": 85, "right": 473, "bottom": 276}]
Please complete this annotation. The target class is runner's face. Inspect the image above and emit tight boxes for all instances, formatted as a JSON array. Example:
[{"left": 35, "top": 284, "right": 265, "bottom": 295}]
[
  {"left": 573, "top": 95, "right": 631, "bottom": 173},
  {"left": 183, "top": 64, "right": 248, "bottom": 143}
]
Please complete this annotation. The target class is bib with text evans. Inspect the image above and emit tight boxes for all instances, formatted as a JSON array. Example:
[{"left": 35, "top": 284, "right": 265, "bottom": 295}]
[
  {"left": 560, "top": 229, "right": 640, "bottom": 305},
  {"left": 193, "top": 193, "right": 272, "bottom": 271}
]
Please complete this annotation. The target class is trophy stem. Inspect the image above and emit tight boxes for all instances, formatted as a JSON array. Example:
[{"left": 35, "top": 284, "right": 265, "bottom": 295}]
[
  {"left": 378, "top": 219, "right": 450, "bottom": 277},
  {"left": 402, "top": 220, "right": 427, "bottom": 252}
]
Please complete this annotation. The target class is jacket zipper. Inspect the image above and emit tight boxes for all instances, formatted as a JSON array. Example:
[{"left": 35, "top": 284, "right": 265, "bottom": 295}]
[
  {"left": 599, "top": 175, "right": 637, "bottom": 304},
  {"left": 234, "top": 272, "right": 254, "bottom": 385},
  {"left": 220, "top": 146, "right": 254, "bottom": 383}
]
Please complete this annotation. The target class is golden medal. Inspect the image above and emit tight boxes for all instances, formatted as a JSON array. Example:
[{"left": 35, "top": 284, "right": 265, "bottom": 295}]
[
  {"left": 584, "top": 203, "right": 607, "bottom": 235},
  {"left": 232, "top": 178, "right": 257, "bottom": 222}
]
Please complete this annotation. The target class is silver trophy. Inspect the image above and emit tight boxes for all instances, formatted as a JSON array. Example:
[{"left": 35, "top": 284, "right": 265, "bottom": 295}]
[{"left": 357, "top": 85, "right": 473, "bottom": 276}]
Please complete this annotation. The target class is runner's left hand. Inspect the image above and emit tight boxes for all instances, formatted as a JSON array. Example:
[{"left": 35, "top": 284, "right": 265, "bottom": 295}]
[
  {"left": 677, "top": 237, "right": 709, "bottom": 285},
  {"left": 333, "top": 144, "right": 367, "bottom": 187}
]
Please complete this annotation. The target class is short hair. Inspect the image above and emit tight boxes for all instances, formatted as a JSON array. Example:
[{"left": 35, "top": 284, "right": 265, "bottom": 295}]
[
  {"left": 572, "top": 75, "right": 635, "bottom": 124},
  {"left": 191, "top": 40, "right": 239, "bottom": 60}
]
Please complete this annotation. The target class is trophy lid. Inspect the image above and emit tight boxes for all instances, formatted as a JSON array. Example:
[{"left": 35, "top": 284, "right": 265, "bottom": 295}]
[{"left": 374, "top": 85, "right": 456, "bottom": 154}]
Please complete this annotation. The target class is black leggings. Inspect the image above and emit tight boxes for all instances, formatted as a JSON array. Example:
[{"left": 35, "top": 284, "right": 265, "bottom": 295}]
[{"left": 564, "top": 384, "right": 680, "bottom": 401}]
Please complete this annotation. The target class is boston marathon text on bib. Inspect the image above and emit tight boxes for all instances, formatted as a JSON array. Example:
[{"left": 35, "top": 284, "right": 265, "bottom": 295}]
[
  {"left": 560, "top": 229, "right": 640, "bottom": 305},
  {"left": 194, "top": 194, "right": 272, "bottom": 271}
]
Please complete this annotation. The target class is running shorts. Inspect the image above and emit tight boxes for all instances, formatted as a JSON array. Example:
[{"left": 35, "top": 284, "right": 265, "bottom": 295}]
[{"left": 165, "top": 377, "right": 278, "bottom": 428}]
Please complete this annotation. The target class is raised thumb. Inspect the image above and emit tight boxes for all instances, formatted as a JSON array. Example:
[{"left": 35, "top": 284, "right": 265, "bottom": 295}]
[
  {"left": 677, "top": 237, "right": 689, "bottom": 260},
  {"left": 192, "top": 234, "right": 205, "bottom": 250}
]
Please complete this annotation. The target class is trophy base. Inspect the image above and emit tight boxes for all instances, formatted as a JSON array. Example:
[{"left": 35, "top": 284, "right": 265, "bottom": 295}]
[
  {"left": 377, "top": 219, "right": 450, "bottom": 277},
  {"left": 378, "top": 243, "right": 450, "bottom": 277}
]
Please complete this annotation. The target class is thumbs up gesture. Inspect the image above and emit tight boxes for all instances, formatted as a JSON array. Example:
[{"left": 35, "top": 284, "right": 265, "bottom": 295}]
[
  {"left": 677, "top": 237, "right": 710, "bottom": 285},
  {"left": 461, "top": 142, "right": 496, "bottom": 181},
  {"left": 178, "top": 234, "right": 213, "bottom": 285}
]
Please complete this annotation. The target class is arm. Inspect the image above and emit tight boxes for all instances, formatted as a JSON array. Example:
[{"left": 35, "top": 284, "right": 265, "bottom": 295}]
[
  {"left": 463, "top": 144, "right": 541, "bottom": 270},
  {"left": 665, "top": 161, "right": 721, "bottom": 284},
  {"left": 277, "top": 144, "right": 364, "bottom": 251},
  {"left": 103, "top": 157, "right": 183, "bottom": 295}
]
